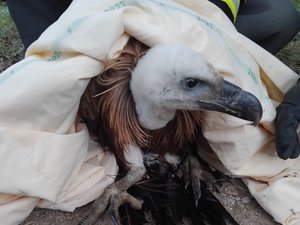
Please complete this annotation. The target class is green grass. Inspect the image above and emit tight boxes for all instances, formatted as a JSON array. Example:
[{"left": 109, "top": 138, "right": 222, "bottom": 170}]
[
  {"left": 0, "top": 3, "right": 10, "bottom": 35},
  {"left": 0, "top": 2, "right": 24, "bottom": 72},
  {"left": 0, "top": 2, "right": 18, "bottom": 40},
  {"left": 293, "top": 0, "right": 300, "bottom": 9},
  {"left": 0, "top": 2, "right": 12, "bottom": 34}
]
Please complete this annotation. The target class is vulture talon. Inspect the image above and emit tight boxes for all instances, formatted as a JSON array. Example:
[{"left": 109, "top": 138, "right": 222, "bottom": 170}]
[
  {"left": 78, "top": 162, "right": 145, "bottom": 225},
  {"left": 181, "top": 155, "right": 203, "bottom": 207},
  {"left": 97, "top": 190, "right": 143, "bottom": 225},
  {"left": 109, "top": 212, "right": 119, "bottom": 225}
]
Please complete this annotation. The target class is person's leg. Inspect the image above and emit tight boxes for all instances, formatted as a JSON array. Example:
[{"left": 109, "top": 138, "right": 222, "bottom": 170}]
[
  {"left": 6, "top": 0, "right": 72, "bottom": 49},
  {"left": 235, "top": 0, "right": 300, "bottom": 54}
]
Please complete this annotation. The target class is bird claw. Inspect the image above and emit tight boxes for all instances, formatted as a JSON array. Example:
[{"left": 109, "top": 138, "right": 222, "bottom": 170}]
[
  {"left": 109, "top": 212, "right": 119, "bottom": 225},
  {"left": 78, "top": 184, "right": 143, "bottom": 225},
  {"left": 180, "top": 155, "right": 203, "bottom": 208}
]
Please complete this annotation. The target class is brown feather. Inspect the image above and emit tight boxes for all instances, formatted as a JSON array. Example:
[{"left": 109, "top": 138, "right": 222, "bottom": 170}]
[{"left": 79, "top": 38, "right": 203, "bottom": 171}]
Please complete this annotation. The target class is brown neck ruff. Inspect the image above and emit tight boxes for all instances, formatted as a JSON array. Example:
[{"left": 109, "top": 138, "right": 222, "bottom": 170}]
[{"left": 79, "top": 38, "right": 203, "bottom": 170}]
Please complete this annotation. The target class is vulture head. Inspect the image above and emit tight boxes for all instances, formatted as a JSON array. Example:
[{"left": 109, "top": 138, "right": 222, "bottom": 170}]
[{"left": 130, "top": 43, "right": 263, "bottom": 130}]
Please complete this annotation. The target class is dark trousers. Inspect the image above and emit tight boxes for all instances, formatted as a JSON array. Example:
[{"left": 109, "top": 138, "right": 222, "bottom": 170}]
[
  {"left": 235, "top": 0, "right": 300, "bottom": 54},
  {"left": 5, "top": 0, "right": 300, "bottom": 54},
  {"left": 6, "top": 0, "right": 72, "bottom": 49}
]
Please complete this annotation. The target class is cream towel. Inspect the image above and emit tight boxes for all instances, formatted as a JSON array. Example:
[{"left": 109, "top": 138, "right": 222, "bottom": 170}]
[{"left": 0, "top": 0, "right": 299, "bottom": 224}]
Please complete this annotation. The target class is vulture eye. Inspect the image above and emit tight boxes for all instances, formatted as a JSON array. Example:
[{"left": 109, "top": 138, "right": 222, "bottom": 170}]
[{"left": 184, "top": 78, "right": 201, "bottom": 89}]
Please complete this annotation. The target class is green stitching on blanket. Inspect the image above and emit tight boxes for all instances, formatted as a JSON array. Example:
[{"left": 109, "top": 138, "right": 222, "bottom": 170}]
[
  {"left": 104, "top": 0, "right": 127, "bottom": 12},
  {"left": 248, "top": 68, "right": 259, "bottom": 85},
  {"left": 0, "top": 57, "right": 38, "bottom": 83},
  {"left": 47, "top": 51, "right": 62, "bottom": 61},
  {"left": 46, "top": 16, "right": 89, "bottom": 61},
  {"left": 46, "top": 0, "right": 133, "bottom": 61},
  {"left": 196, "top": 16, "right": 214, "bottom": 30}
]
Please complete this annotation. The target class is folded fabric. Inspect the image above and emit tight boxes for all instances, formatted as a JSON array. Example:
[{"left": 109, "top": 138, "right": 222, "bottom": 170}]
[{"left": 0, "top": 0, "right": 299, "bottom": 224}]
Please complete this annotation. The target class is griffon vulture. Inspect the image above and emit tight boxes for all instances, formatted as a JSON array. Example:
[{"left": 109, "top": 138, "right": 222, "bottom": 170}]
[{"left": 77, "top": 38, "right": 262, "bottom": 225}]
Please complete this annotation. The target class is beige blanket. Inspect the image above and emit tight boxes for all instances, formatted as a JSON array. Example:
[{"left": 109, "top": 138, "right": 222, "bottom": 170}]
[{"left": 0, "top": 0, "right": 299, "bottom": 224}]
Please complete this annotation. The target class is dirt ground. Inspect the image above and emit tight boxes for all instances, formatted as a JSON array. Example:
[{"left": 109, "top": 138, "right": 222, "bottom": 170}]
[{"left": 0, "top": 2, "right": 299, "bottom": 225}]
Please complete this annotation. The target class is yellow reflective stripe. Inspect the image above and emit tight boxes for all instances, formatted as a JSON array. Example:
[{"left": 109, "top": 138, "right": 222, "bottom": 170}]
[{"left": 222, "top": 0, "right": 240, "bottom": 22}]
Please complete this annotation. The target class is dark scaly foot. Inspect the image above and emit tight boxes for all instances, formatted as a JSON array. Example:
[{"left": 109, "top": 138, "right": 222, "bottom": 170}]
[
  {"left": 180, "top": 154, "right": 204, "bottom": 208},
  {"left": 78, "top": 166, "right": 146, "bottom": 225},
  {"left": 78, "top": 146, "right": 146, "bottom": 225},
  {"left": 96, "top": 189, "right": 143, "bottom": 225}
]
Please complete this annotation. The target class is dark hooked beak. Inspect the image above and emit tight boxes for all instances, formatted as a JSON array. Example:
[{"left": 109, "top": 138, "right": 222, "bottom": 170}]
[{"left": 198, "top": 80, "right": 263, "bottom": 125}]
